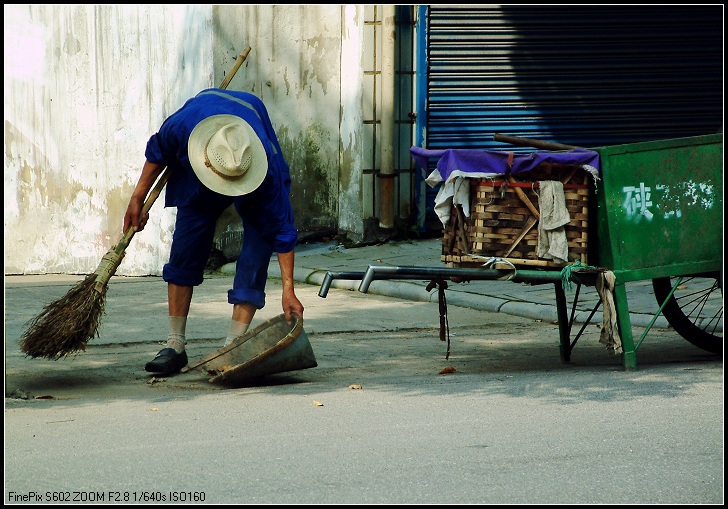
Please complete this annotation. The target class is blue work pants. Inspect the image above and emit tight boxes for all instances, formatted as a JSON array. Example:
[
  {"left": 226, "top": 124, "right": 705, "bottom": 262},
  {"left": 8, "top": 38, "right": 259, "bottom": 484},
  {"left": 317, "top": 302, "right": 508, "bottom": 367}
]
[{"left": 162, "top": 199, "right": 273, "bottom": 309}]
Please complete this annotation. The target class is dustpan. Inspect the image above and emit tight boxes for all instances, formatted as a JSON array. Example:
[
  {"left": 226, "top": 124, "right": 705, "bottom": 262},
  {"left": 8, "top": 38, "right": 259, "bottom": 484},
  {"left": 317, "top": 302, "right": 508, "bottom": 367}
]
[{"left": 182, "top": 313, "right": 316, "bottom": 383}]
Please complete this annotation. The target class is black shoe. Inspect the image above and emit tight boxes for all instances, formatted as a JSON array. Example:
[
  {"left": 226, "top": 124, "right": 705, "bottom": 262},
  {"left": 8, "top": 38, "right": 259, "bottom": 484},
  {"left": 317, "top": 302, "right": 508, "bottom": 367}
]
[{"left": 145, "top": 348, "right": 188, "bottom": 375}]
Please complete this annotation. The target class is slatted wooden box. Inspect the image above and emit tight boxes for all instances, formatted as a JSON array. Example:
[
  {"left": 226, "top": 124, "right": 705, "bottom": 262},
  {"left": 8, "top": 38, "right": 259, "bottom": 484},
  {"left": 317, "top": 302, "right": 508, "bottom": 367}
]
[{"left": 441, "top": 163, "right": 592, "bottom": 269}]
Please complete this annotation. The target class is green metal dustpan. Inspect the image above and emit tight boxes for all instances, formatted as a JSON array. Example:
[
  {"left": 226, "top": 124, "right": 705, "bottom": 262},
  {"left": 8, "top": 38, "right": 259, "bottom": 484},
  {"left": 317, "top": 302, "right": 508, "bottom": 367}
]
[{"left": 182, "top": 313, "right": 316, "bottom": 384}]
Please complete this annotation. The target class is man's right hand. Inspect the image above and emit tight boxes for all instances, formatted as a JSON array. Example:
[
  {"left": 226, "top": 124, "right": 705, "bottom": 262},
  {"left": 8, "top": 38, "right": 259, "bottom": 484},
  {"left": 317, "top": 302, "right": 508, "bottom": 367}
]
[
  {"left": 122, "top": 160, "right": 165, "bottom": 233},
  {"left": 123, "top": 196, "right": 148, "bottom": 233}
]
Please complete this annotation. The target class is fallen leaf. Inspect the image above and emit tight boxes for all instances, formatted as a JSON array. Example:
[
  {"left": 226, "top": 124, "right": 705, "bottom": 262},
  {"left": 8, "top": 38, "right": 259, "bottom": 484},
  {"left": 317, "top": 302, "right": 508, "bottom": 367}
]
[
  {"left": 313, "top": 400, "right": 324, "bottom": 406},
  {"left": 439, "top": 366, "right": 456, "bottom": 375},
  {"left": 150, "top": 407, "right": 159, "bottom": 411},
  {"left": 349, "top": 384, "right": 362, "bottom": 390}
]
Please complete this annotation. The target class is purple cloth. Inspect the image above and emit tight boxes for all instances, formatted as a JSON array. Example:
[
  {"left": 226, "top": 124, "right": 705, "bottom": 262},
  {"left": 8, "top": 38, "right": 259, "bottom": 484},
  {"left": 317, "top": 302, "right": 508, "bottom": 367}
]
[{"left": 410, "top": 146, "right": 601, "bottom": 182}]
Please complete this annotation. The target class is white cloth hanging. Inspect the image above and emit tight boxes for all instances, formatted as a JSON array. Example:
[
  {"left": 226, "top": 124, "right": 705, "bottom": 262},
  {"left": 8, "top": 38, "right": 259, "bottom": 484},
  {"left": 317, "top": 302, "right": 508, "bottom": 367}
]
[
  {"left": 537, "top": 180, "right": 571, "bottom": 263},
  {"left": 595, "top": 270, "right": 623, "bottom": 354}
]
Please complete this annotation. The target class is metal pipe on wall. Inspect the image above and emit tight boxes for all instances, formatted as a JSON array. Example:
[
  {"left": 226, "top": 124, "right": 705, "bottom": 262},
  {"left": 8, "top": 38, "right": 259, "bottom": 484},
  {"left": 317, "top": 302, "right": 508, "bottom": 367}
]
[{"left": 378, "top": 4, "right": 396, "bottom": 230}]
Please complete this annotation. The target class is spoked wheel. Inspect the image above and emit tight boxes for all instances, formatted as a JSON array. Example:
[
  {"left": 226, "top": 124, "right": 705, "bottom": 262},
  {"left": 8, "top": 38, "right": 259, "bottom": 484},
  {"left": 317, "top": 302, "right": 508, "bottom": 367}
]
[{"left": 652, "top": 272, "right": 723, "bottom": 354}]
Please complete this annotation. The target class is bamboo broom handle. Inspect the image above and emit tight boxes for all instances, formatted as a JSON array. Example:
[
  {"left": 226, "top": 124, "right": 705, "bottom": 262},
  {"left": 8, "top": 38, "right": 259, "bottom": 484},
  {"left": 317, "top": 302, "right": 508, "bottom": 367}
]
[
  {"left": 92, "top": 168, "right": 173, "bottom": 288},
  {"left": 113, "top": 168, "right": 172, "bottom": 255},
  {"left": 220, "top": 46, "right": 251, "bottom": 90}
]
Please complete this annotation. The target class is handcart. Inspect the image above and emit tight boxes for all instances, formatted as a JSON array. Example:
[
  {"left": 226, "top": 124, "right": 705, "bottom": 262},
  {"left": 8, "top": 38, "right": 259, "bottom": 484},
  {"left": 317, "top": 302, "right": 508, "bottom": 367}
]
[{"left": 318, "top": 133, "right": 723, "bottom": 370}]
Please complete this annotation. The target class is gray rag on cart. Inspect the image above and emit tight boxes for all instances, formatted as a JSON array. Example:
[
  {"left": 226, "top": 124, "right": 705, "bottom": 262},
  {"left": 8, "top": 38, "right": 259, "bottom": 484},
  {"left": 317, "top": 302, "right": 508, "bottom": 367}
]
[
  {"left": 596, "top": 270, "right": 623, "bottom": 354},
  {"left": 537, "top": 180, "right": 571, "bottom": 263}
]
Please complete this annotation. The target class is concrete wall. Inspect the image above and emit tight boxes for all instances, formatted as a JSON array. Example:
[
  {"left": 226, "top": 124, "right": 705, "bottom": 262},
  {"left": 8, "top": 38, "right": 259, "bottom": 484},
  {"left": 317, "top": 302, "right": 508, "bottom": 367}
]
[
  {"left": 213, "top": 5, "right": 346, "bottom": 238},
  {"left": 5, "top": 4, "right": 400, "bottom": 276}
]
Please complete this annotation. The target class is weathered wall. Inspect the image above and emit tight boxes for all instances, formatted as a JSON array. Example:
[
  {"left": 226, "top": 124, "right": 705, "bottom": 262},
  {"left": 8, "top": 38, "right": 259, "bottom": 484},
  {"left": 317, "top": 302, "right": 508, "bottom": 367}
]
[
  {"left": 4, "top": 5, "right": 215, "bottom": 275},
  {"left": 4, "top": 4, "right": 368, "bottom": 276},
  {"left": 211, "top": 5, "right": 348, "bottom": 242},
  {"left": 337, "top": 5, "right": 367, "bottom": 239}
]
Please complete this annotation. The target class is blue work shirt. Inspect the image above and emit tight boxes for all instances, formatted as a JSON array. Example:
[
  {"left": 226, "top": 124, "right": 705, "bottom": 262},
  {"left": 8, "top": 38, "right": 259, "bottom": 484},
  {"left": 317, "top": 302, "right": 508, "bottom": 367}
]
[{"left": 145, "top": 88, "right": 298, "bottom": 254}]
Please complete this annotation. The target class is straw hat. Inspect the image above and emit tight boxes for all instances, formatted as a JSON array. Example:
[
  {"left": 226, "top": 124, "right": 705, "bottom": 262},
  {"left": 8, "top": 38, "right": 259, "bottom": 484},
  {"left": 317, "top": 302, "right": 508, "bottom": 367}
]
[{"left": 188, "top": 114, "right": 267, "bottom": 196}]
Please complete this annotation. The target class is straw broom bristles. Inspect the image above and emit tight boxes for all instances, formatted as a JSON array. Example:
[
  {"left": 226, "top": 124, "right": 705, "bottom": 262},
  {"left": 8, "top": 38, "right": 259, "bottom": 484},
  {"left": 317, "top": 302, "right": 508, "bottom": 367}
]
[
  {"left": 19, "top": 248, "right": 124, "bottom": 360},
  {"left": 19, "top": 275, "right": 106, "bottom": 359}
]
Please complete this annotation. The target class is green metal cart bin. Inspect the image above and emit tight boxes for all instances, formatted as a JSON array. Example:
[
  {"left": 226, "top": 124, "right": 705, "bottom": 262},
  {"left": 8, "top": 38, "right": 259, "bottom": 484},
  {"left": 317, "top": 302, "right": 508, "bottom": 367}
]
[{"left": 588, "top": 133, "right": 723, "bottom": 368}]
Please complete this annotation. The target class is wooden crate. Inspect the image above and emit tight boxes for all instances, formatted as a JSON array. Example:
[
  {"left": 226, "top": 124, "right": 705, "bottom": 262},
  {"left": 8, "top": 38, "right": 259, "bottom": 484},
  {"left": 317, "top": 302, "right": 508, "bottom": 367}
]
[{"left": 442, "top": 162, "right": 591, "bottom": 269}]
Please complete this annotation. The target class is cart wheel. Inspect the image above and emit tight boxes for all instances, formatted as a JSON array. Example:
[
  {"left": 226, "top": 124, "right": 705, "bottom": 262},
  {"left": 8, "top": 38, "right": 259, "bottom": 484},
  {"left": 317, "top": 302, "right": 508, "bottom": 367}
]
[{"left": 652, "top": 272, "right": 723, "bottom": 354}]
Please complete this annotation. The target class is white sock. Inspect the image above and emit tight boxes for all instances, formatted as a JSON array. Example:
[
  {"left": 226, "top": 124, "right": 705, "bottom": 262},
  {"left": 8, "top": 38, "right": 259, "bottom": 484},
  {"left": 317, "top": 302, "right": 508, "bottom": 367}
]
[
  {"left": 224, "top": 320, "right": 250, "bottom": 347},
  {"left": 167, "top": 316, "right": 187, "bottom": 354}
]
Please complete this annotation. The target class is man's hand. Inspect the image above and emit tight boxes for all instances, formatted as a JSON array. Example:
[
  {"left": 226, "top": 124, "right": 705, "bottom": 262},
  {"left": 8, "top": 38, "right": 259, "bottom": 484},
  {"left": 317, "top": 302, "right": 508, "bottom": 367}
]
[
  {"left": 278, "top": 250, "right": 303, "bottom": 325},
  {"left": 282, "top": 290, "right": 304, "bottom": 325},
  {"left": 122, "top": 160, "right": 165, "bottom": 234},
  {"left": 123, "top": 196, "right": 149, "bottom": 233}
]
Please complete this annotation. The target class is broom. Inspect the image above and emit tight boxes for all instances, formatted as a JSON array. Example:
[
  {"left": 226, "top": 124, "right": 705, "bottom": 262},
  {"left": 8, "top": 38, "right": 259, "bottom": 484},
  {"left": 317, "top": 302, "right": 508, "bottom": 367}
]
[{"left": 19, "top": 46, "right": 252, "bottom": 360}]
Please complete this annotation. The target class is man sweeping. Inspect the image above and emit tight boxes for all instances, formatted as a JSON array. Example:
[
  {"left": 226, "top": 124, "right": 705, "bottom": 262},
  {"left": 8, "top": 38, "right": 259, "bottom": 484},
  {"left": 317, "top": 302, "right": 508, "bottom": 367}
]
[{"left": 123, "top": 88, "right": 304, "bottom": 375}]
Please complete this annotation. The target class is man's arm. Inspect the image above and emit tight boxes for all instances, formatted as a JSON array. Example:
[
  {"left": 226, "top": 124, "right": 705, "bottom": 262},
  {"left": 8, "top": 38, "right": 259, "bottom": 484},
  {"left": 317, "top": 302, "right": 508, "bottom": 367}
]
[
  {"left": 123, "top": 160, "right": 166, "bottom": 233},
  {"left": 277, "top": 250, "right": 304, "bottom": 324}
]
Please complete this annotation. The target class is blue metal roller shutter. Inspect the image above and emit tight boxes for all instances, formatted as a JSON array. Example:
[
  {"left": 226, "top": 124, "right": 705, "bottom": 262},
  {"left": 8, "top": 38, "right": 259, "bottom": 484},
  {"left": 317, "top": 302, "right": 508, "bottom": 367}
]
[
  {"left": 423, "top": 5, "right": 723, "bottom": 151},
  {"left": 417, "top": 5, "right": 723, "bottom": 229}
]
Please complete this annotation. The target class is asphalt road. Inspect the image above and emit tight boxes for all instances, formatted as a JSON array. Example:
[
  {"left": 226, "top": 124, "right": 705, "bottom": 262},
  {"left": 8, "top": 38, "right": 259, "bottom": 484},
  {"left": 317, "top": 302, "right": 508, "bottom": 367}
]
[{"left": 4, "top": 275, "right": 724, "bottom": 504}]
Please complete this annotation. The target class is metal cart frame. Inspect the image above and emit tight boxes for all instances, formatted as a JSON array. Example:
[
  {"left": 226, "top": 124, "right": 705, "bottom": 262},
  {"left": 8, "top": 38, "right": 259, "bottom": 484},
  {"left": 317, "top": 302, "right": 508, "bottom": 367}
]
[{"left": 318, "top": 134, "right": 723, "bottom": 370}]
